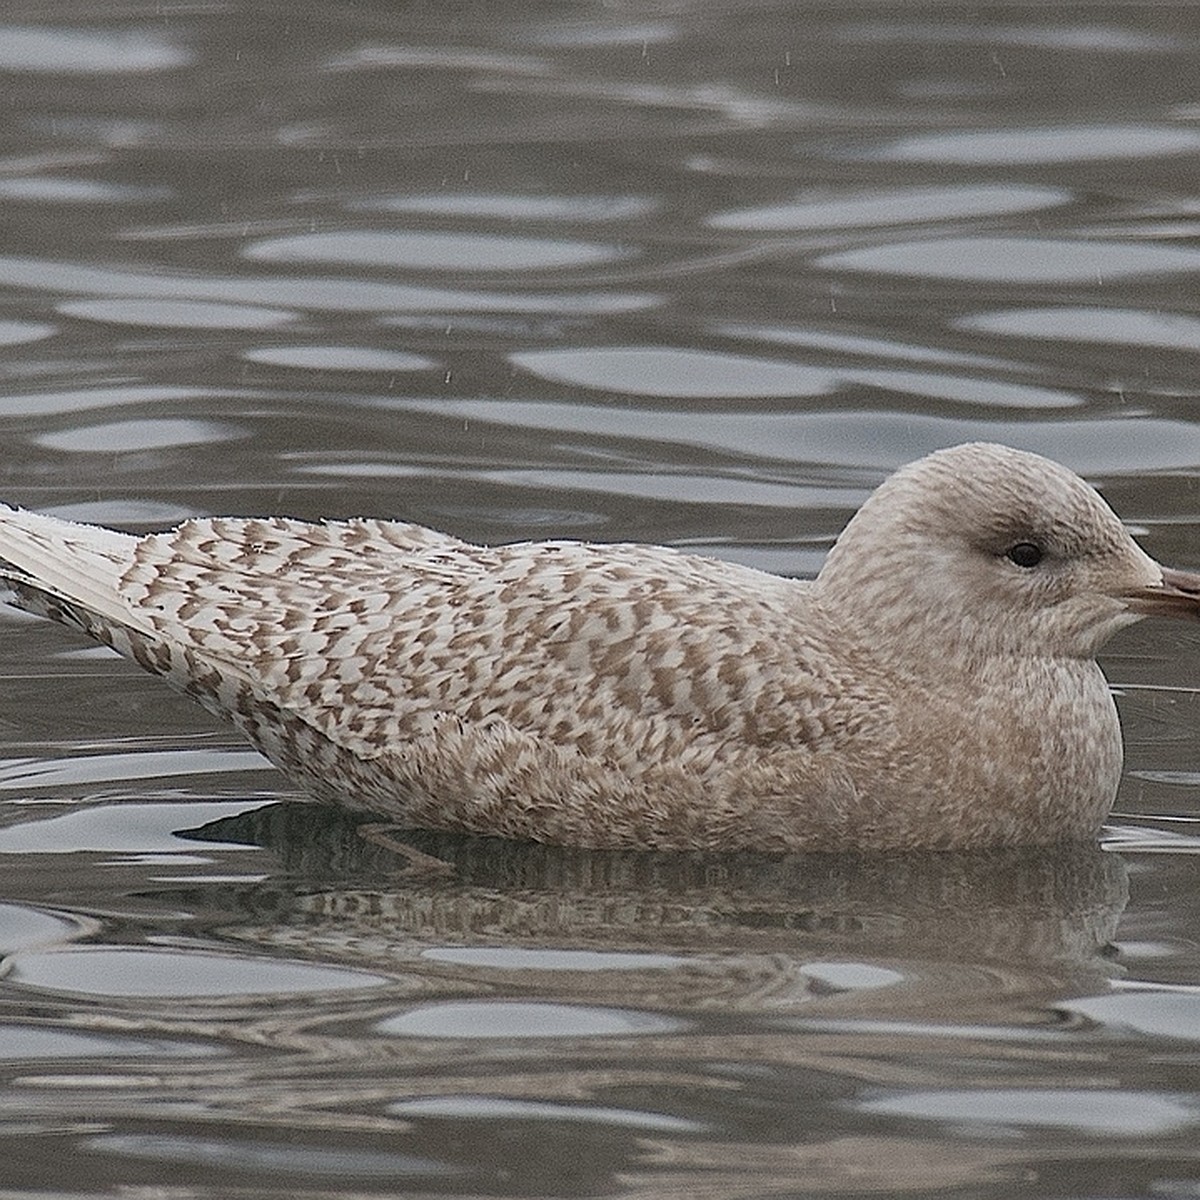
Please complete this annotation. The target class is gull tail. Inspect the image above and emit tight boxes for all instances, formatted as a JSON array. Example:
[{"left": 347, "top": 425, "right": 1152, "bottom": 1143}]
[{"left": 0, "top": 503, "right": 144, "bottom": 640}]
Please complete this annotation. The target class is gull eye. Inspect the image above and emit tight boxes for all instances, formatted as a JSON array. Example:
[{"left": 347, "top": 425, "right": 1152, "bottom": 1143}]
[{"left": 1005, "top": 542, "right": 1044, "bottom": 569}]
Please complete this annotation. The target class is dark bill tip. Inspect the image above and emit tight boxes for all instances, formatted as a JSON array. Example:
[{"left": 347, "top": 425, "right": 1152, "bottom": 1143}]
[{"left": 1126, "top": 566, "right": 1200, "bottom": 619}]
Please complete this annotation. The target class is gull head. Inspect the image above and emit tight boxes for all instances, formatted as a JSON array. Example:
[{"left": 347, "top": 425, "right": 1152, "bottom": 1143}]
[{"left": 817, "top": 442, "right": 1200, "bottom": 662}]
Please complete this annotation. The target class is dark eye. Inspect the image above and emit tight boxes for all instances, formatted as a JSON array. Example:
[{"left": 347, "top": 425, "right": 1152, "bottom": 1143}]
[{"left": 1005, "top": 542, "right": 1044, "bottom": 569}]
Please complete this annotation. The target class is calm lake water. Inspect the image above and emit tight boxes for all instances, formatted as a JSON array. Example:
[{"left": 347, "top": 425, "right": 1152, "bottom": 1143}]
[{"left": 0, "top": 3, "right": 1199, "bottom": 1197}]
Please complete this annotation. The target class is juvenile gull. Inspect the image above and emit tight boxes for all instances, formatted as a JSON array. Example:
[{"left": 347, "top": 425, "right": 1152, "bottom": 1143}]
[{"left": 0, "top": 442, "right": 1197, "bottom": 852}]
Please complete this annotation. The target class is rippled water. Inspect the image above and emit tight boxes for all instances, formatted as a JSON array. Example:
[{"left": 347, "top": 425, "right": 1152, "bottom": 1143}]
[{"left": 1, "top": 4, "right": 1200, "bottom": 1197}]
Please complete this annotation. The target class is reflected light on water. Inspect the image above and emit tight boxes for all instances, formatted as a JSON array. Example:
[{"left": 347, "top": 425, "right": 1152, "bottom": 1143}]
[{"left": 0, "top": 2, "right": 1198, "bottom": 1196}]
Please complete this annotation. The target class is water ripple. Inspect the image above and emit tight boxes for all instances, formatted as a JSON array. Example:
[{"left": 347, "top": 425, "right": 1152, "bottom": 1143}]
[
  {"left": 862, "top": 124, "right": 1200, "bottom": 164},
  {"left": 0, "top": 25, "right": 191, "bottom": 73},
  {"left": 819, "top": 236, "right": 1200, "bottom": 282},
  {"left": 708, "top": 184, "right": 1070, "bottom": 230},
  {"left": 245, "top": 230, "right": 633, "bottom": 272}
]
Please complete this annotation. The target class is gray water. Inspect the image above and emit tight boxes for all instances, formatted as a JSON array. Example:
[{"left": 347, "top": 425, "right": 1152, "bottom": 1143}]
[{"left": 0, "top": 3, "right": 1198, "bottom": 1197}]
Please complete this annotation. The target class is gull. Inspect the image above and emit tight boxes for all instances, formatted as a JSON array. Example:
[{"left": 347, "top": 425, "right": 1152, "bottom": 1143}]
[{"left": 0, "top": 441, "right": 1196, "bottom": 853}]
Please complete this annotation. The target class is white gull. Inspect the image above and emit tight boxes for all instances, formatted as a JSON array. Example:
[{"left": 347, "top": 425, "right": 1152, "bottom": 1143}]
[{"left": 0, "top": 441, "right": 1196, "bottom": 852}]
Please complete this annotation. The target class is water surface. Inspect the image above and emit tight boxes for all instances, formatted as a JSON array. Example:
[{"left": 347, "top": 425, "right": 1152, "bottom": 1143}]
[{"left": 1, "top": 3, "right": 1199, "bottom": 1197}]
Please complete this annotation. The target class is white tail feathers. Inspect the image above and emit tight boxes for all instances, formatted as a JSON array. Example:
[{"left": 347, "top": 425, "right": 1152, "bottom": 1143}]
[{"left": 0, "top": 503, "right": 143, "bottom": 634}]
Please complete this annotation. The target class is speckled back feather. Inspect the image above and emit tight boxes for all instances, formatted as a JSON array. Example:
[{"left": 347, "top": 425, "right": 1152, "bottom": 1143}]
[
  {"left": 0, "top": 507, "right": 884, "bottom": 850},
  {"left": 0, "top": 442, "right": 1163, "bottom": 852}
]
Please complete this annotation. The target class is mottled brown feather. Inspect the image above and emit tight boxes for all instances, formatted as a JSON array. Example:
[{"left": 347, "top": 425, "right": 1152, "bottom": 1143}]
[{"left": 0, "top": 443, "right": 1188, "bottom": 851}]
